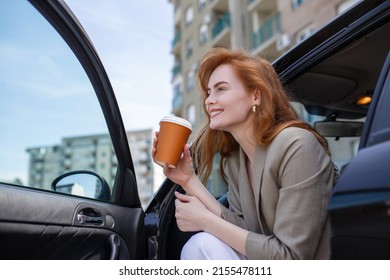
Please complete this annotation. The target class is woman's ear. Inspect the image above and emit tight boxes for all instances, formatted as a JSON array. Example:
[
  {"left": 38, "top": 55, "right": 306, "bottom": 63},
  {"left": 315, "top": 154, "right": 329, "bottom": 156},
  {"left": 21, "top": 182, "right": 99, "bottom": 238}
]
[{"left": 252, "top": 89, "right": 261, "bottom": 105}]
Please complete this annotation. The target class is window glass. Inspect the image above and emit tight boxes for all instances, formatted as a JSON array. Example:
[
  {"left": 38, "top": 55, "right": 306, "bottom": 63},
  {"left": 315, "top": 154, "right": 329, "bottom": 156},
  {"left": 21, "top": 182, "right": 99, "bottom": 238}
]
[
  {"left": 186, "top": 70, "right": 195, "bottom": 92},
  {"left": 185, "top": 6, "right": 194, "bottom": 26},
  {"left": 198, "top": 0, "right": 206, "bottom": 11},
  {"left": 0, "top": 1, "right": 117, "bottom": 201},
  {"left": 186, "top": 39, "right": 193, "bottom": 58},
  {"left": 291, "top": 0, "right": 305, "bottom": 10},
  {"left": 172, "top": 77, "right": 184, "bottom": 111},
  {"left": 187, "top": 104, "right": 196, "bottom": 124},
  {"left": 296, "top": 25, "right": 315, "bottom": 43},
  {"left": 291, "top": 103, "right": 363, "bottom": 170},
  {"left": 367, "top": 70, "right": 390, "bottom": 146},
  {"left": 199, "top": 23, "right": 208, "bottom": 45},
  {"left": 337, "top": 0, "right": 361, "bottom": 14}
]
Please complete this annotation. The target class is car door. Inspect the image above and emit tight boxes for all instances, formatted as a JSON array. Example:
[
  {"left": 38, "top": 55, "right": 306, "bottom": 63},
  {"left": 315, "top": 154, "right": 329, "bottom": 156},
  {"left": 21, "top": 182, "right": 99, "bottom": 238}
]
[
  {"left": 0, "top": 0, "right": 146, "bottom": 259},
  {"left": 328, "top": 52, "right": 390, "bottom": 260}
]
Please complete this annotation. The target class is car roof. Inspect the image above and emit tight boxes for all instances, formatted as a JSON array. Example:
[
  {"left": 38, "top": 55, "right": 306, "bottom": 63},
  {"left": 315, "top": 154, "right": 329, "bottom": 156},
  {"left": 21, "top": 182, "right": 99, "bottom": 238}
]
[{"left": 274, "top": 0, "right": 390, "bottom": 120}]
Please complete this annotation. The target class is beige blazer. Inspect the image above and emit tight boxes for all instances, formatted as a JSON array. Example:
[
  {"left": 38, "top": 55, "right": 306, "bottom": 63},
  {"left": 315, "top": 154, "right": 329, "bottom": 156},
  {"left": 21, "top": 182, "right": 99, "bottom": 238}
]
[{"left": 220, "top": 127, "right": 338, "bottom": 259}]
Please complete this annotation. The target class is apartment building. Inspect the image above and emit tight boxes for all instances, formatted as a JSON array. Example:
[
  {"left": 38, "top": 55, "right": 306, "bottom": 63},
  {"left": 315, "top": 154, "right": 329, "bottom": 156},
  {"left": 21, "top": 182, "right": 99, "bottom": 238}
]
[
  {"left": 26, "top": 129, "right": 154, "bottom": 206},
  {"left": 127, "top": 129, "right": 155, "bottom": 204}
]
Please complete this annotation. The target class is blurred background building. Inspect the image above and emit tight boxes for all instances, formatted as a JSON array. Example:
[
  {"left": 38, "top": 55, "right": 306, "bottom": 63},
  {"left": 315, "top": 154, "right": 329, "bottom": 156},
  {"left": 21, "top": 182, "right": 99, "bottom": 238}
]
[
  {"left": 168, "top": 0, "right": 361, "bottom": 195},
  {"left": 26, "top": 129, "right": 154, "bottom": 206}
]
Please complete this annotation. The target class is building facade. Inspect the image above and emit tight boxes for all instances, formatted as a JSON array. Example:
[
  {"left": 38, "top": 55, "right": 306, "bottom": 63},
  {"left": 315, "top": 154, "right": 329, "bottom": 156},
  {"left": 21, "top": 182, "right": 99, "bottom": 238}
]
[{"left": 26, "top": 129, "right": 154, "bottom": 206}]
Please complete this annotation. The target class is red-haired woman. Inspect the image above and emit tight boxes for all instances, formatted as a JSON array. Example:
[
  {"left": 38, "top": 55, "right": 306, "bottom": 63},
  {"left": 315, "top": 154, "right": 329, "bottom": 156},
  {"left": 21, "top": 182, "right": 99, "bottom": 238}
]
[{"left": 152, "top": 47, "right": 338, "bottom": 260}]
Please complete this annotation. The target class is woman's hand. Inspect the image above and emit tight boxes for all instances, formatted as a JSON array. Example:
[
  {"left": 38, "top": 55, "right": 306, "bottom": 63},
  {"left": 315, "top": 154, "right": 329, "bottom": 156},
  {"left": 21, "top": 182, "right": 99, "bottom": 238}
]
[
  {"left": 175, "top": 191, "right": 211, "bottom": 232},
  {"left": 152, "top": 131, "right": 196, "bottom": 187}
]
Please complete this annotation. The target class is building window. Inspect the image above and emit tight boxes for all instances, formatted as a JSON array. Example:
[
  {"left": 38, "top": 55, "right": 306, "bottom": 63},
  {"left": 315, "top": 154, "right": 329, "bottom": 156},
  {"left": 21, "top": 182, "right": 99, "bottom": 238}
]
[
  {"left": 187, "top": 104, "right": 196, "bottom": 124},
  {"left": 185, "top": 6, "right": 193, "bottom": 26},
  {"left": 172, "top": 59, "right": 181, "bottom": 80},
  {"left": 186, "top": 39, "right": 193, "bottom": 58},
  {"left": 172, "top": 78, "right": 183, "bottom": 111},
  {"left": 337, "top": 0, "right": 361, "bottom": 14},
  {"left": 198, "top": 0, "right": 206, "bottom": 11},
  {"left": 296, "top": 25, "right": 315, "bottom": 43},
  {"left": 199, "top": 23, "right": 208, "bottom": 45},
  {"left": 291, "top": 0, "right": 305, "bottom": 9},
  {"left": 186, "top": 70, "right": 195, "bottom": 92}
]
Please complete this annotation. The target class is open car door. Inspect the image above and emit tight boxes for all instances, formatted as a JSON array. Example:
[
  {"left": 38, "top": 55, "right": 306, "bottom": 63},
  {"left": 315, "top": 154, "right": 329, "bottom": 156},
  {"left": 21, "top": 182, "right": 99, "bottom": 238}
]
[{"left": 0, "top": 0, "right": 146, "bottom": 259}]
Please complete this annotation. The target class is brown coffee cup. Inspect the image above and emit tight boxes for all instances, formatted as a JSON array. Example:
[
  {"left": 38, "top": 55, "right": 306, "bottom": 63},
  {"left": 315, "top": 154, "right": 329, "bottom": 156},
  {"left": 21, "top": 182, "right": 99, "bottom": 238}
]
[{"left": 154, "top": 116, "right": 192, "bottom": 168}]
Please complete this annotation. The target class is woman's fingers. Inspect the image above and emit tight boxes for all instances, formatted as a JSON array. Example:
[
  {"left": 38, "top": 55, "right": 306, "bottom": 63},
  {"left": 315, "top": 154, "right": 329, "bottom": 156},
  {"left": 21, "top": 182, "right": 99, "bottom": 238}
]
[
  {"left": 175, "top": 191, "right": 191, "bottom": 202},
  {"left": 182, "top": 144, "right": 192, "bottom": 161},
  {"left": 152, "top": 131, "right": 159, "bottom": 160}
]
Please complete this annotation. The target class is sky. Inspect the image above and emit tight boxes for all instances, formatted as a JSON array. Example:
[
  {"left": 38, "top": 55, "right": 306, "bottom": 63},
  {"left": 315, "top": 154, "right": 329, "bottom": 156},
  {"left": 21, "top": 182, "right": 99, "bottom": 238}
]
[
  {"left": 64, "top": 0, "right": 174, "bottom": 131},
  {"left": 0, "top": 0, "right": 174, "bottom": 183}
]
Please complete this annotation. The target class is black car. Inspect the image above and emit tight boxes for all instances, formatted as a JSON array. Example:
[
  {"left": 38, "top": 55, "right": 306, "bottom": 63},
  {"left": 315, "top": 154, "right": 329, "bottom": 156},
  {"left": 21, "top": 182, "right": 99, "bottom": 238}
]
[{"left": 0, "top": 0, "right": 389, "bottom": 260}]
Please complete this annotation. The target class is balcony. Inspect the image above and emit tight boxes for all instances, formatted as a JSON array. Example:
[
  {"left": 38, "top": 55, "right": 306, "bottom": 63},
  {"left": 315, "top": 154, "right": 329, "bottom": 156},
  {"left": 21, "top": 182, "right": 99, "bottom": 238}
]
[
  {"left": 252, "top": 12, "right": 281, "bottom": 49},
  {"left": 209, "top": 0, "right": 229, "bottom": 12},
  {"left": 171, "top": 63, "right": 181, "bottom": 81},
  {"left": 247, "top": 0, "right": 276, "bottom": 13},
  {"left": 172, "top": 91, "right": 183, "bottom": 112},
  {"left": 171, "top": 30, "right": 181, "bottom": 55},
  {"left": 174, "top": 4, "right": 182, "bottom": 25},
  {"left": 211, "top": 12, "right": 231, "bottom": 39}
]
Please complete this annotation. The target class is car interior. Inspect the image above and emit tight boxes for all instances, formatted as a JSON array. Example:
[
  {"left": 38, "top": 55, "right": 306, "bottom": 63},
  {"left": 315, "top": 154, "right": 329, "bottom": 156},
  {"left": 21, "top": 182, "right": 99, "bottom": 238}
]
[{"left": 287, "top": 20, "right": 389, "bottom": 170}]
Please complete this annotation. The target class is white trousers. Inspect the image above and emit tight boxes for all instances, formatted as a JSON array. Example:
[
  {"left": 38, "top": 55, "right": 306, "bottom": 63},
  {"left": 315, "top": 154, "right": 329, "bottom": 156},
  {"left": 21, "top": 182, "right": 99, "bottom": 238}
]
[{"left": 180, "top": 232, "right": 247, "bottom": 260}]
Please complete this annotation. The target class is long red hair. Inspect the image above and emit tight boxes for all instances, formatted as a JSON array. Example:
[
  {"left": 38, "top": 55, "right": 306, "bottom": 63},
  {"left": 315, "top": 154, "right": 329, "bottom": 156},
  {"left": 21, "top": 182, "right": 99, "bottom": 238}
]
[{"left": 191, "top": 48, "right": 329, "bottom": 183}]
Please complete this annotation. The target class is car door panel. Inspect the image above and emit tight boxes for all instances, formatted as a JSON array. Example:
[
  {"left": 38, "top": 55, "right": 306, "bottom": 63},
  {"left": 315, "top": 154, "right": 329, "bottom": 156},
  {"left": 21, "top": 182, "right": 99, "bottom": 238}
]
[
  {"left": 0, "top": 223, "right": 119, "bottom": 260},
  {"left": 0, "top": 183, "right": 145, "bottom": 259}
]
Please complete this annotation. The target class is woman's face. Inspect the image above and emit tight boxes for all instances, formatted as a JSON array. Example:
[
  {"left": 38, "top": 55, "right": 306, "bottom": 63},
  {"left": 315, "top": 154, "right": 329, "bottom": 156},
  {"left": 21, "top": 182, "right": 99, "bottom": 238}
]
[{"left": 205, "top": 64, "right": 257, "bottom": 134}]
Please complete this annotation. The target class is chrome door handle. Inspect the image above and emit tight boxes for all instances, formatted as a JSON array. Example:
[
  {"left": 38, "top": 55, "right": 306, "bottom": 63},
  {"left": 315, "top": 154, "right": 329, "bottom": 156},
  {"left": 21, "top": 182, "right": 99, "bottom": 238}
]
[
  {"left": 77, "top": 208, "right": 103, "bottom": 225},
  {"left": 77, "top": 214, "right": 103, "bottom": 224}
]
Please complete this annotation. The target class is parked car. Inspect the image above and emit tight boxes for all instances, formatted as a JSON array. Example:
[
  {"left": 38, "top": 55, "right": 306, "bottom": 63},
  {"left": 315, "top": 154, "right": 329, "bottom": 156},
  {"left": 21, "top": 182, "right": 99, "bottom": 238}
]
[{"left": 0, "top": 0, "right": 388, "bottom": 260}]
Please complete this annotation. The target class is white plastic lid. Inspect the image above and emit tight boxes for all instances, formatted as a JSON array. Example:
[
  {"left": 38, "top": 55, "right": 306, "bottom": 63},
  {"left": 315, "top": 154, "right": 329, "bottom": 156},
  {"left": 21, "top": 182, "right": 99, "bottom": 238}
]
[{"left": 160, "top": 115, "right": 192, "bottom": 131}]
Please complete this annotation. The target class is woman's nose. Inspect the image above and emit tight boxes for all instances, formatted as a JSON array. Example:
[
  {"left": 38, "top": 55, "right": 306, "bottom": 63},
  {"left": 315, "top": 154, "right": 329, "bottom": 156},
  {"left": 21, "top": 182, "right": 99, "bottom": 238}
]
[{"left": 205, "top": 93, "right": 215, "bottom": 105}]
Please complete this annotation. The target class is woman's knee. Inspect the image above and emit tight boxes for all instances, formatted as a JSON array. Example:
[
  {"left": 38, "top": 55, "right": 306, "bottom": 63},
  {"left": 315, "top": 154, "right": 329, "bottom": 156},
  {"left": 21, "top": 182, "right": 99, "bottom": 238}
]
[
  {"left": 181, "top": 232, "right": 213, "bottom": 259},
  {"left": 180, "top": 232, "right": 246, "bottom": 260}
]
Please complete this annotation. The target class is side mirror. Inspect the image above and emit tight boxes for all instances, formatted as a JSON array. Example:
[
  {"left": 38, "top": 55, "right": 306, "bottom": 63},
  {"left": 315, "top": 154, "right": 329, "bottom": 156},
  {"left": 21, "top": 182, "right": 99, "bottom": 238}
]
[{"left": 51, "top": 170, "right": 111, "bottom": 200}]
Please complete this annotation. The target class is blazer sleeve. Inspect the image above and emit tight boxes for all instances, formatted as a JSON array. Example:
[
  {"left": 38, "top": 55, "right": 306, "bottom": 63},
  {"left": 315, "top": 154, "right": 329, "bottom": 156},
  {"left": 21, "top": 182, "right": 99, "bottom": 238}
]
[
  {"left": 219, "top": 153, "right": 250, "bottom": 230},
  {"left": 246, "top": 128, "right": 337, "bottom": 259}
]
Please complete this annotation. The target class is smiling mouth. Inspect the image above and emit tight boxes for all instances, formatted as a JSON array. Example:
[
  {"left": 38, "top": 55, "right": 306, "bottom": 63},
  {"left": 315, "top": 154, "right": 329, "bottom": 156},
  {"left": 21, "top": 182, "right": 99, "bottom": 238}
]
[{"left": 210, "top": 110, "right": 223, "bottom": 118}]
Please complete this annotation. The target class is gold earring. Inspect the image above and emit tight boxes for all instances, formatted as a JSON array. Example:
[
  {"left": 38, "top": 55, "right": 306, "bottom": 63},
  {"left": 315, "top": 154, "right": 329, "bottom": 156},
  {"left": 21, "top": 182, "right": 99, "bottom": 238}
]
[{"left": 252, "top": 105, "right": 257, "bottom": 113}]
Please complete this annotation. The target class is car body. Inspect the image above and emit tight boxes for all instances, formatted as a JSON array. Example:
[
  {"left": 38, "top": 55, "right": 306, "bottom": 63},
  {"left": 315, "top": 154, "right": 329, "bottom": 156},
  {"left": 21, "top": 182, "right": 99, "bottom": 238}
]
[{"left": 0, "top": 0, "right": 388, "bottom": 260}]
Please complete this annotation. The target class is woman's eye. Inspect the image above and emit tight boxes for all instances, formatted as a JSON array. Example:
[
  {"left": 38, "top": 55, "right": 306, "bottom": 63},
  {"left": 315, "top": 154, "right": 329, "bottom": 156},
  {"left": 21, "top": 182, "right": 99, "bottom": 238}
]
[{"left": 207, "top": 87, "right": 226, "bottom": 96}]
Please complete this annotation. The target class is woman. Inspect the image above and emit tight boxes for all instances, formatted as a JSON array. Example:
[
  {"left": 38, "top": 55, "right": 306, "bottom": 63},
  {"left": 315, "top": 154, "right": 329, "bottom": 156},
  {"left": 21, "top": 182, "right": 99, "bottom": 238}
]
[{"left": 152, "top": 47, "right": 338, "bottom": 260}]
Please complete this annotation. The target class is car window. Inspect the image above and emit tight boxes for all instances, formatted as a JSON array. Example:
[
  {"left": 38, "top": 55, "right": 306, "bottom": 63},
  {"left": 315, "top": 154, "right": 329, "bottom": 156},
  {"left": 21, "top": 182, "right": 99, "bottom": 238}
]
[
  {"left": 292, "top": 103, "right": 363, "bottom": 171},
  {"left": 0, "top": 1, "right": 117, "bottom": 202},
  {"left": 364, "top": 55, "right": 390, "bottom": 147}
]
